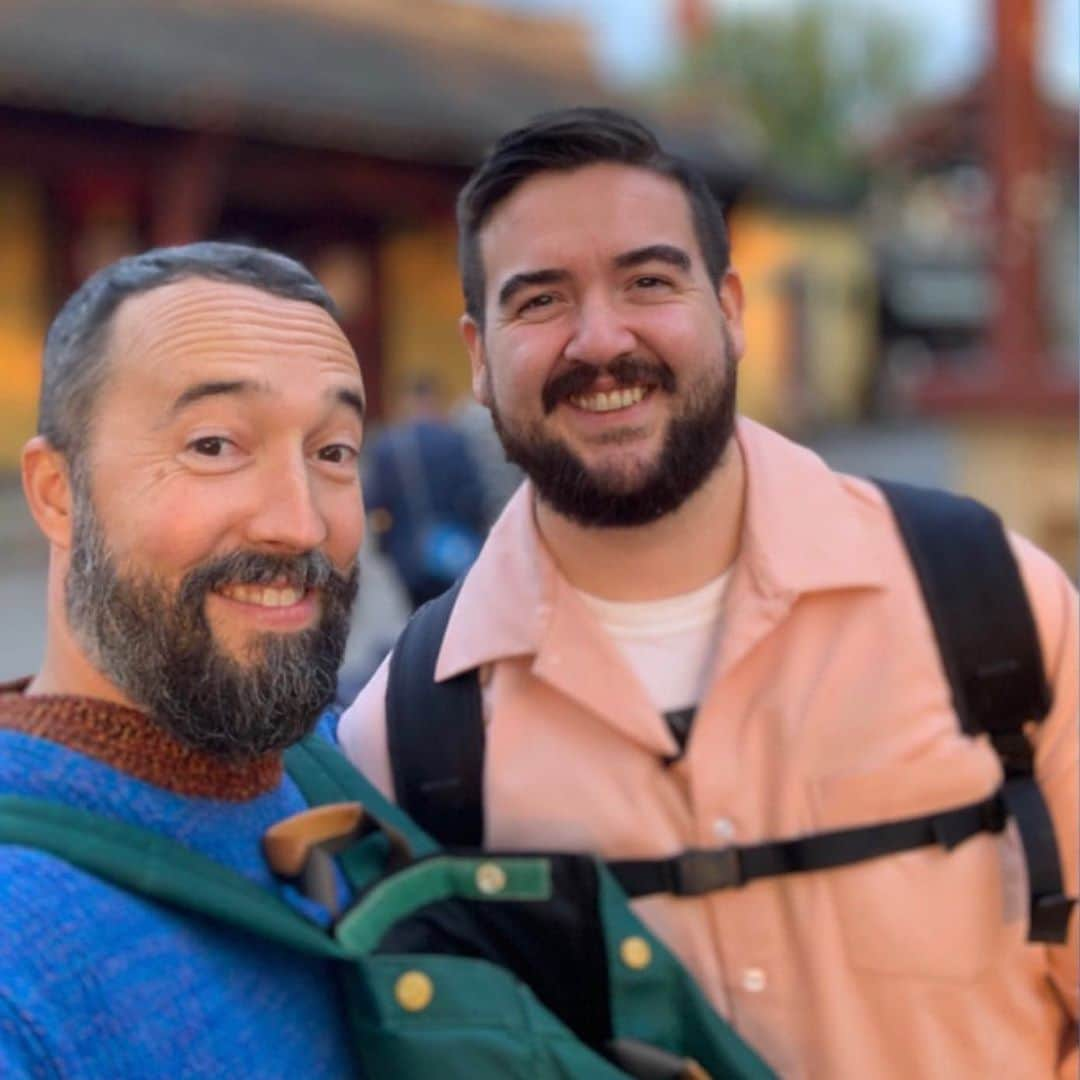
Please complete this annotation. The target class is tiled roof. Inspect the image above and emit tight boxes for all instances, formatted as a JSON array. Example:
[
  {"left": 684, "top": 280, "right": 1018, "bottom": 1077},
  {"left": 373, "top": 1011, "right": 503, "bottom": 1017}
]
[{"left": 0, "top": 0, "right": 751, "bottom": 181}]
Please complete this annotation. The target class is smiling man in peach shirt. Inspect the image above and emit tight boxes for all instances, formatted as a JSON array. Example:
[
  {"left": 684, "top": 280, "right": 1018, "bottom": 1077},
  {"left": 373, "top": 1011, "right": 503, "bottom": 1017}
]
[{"left": 339, "top": 108, "right": 1078, "bottom": 1077}]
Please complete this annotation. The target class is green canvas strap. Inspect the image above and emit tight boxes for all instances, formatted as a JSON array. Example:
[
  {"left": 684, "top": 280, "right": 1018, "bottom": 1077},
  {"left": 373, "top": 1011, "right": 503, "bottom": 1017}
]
[
  {"left": 0, "top": 795, "right": 348, "bottom": 961},
  {"left": 0, "top": 792, "right": 548, "bottom": 959},
  {"left": 285, "top": 736, "right": 440, "bottom": 859},
  {"left": 595, "top": 867, "right": 774, "bottom": 1079},
  {"left": 336, "top": 854, "right": 551, "bottom": 953},
  {"left": 0, "top": 790, "right": 768, "bottom": 1076}
]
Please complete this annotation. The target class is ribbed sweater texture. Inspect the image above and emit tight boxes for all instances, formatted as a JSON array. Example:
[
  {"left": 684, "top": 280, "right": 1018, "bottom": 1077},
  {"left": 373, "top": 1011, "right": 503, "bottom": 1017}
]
[{"left": 0, "top": 702, "right": 357, "bottom": 1078}]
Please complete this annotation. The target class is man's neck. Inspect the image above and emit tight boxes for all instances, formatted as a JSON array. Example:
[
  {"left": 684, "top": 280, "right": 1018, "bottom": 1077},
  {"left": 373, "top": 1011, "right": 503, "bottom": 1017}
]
[
  {"left": 29, "top": 616, "right": 138, "bottom": 708},
  {"left": 533, "top": 439, "right": 746, "bottom": 603}
]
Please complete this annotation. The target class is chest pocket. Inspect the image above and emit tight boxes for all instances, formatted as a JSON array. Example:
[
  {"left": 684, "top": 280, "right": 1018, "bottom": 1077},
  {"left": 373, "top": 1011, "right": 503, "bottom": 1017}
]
[{"left": 809, "top": 742, "right": 1015, "bottom": 980}]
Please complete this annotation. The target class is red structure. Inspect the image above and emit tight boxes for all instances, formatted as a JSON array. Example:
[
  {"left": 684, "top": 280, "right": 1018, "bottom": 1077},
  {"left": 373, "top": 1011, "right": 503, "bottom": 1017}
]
[{"left": 921, "top": 0, "right": 1075, "bottom": 412}]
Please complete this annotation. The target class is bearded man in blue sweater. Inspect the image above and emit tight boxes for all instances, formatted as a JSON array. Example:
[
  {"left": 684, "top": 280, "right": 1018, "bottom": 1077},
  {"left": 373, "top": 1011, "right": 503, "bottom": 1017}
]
[{"left": 0, "top": 243, "right": 367, "bottom": 1077}]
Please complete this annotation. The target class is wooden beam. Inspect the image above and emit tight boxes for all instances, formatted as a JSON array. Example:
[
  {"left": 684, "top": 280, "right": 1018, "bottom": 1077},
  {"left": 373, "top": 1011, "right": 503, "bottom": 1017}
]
[
  {"left": 150, "top": 132, "right": 228, "bottom": 246},
  {"left": 989, "top": 0, "right": 1047, "bottom": 389}
]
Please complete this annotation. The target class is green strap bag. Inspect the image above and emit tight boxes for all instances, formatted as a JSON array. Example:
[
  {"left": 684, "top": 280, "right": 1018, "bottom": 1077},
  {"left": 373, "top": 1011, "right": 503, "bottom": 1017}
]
[{"left": 0, "top": 736, "right": 774, "bottom": 1079}]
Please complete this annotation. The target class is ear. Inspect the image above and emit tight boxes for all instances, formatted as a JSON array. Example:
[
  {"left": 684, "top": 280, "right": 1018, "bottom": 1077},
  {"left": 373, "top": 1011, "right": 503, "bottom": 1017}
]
[
  {"left": 717, "top": 270, "right": 746, "bottom": 363},
  {"left": 21, "top": 436, "right": 74, "bottom": 550},
  {"left": 459, "top": 314, "right": 491, "bottom": 407}
]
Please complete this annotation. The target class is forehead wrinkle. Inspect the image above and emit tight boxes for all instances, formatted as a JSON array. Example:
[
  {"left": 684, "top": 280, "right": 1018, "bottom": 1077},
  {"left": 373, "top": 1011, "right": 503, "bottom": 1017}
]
[
  {"left": 109, "top": 280, "right": 357, "bottom": 386},
  {"left": 130, "top": 322, "right": 353, "bottom": 356},
  {"left": 149, "top": 378, "right": 364, "bottom": 434}
]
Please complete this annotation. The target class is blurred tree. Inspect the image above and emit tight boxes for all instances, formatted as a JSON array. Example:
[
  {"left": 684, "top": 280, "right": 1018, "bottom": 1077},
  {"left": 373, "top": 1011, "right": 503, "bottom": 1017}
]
[{"left": 668, "top": 1, "right": 920, "bottom": 187}]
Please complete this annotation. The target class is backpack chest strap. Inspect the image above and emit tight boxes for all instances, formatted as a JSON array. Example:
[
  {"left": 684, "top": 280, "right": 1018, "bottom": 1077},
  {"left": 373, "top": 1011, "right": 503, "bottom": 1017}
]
[{"left": 608, "top": 793, "right": 1007, "bottom": 898}]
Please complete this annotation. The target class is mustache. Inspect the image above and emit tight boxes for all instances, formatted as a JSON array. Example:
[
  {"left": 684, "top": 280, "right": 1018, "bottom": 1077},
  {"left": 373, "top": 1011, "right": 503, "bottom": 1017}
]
[
  {"left": 542, "top": 357, "right": 676, "bottom": 415},
  {"left": 177, "top": 549, "right": 349, "bottom": 607}
]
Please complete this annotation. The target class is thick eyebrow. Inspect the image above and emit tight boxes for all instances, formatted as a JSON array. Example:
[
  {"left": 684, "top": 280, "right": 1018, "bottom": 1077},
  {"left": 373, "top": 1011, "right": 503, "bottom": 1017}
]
[
  {"left": 169, "top": 379, "right": 262, "bottom": 416},
  {"left": 168, "top": 380, "right": 365, "bottom": 422},
  {"left": 497, "top": 268, "right": 570, "bottom": 311},
  {"left": 334, "top": 387, "right": 366, "bottom": 423},
  {"left": 613, "top": 244, "right": 692, "bottom": 274}
]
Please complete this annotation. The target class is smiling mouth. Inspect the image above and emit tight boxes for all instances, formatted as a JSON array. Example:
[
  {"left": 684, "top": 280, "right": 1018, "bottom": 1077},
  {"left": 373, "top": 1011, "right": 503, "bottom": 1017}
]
[
  {"left": 215, "top": 582, "right": 308, "bottom": 608},
  {"left": 568, "top": 385, "right": 649, "bottom": 413}
]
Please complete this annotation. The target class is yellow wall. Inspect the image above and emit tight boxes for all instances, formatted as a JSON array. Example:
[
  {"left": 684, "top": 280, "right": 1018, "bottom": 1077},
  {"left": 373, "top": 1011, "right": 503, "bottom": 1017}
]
[
  {"left": 0, "top": 176, "right": 47, "bottom": 471},
  {"left": 954, "top": 417, "right": 1078, "bottom": 576},
  {"left": 728, "top": 205, "right": 876, "bottom": 432},
  {"left": 379, "top": 221, "right": 470, "bottom": 416},
  {"left": 378, "top": 208, "right": 877, "bottom": 432}
]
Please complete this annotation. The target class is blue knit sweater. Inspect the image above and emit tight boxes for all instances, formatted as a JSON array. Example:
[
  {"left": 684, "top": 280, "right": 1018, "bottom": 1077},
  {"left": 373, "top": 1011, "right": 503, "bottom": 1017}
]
[{"left": 0, "top": 726, "right": 358, "bottom": 1079}]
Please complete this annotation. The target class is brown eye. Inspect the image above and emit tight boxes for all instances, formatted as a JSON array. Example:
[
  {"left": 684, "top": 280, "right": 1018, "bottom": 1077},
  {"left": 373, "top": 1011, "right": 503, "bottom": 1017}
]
[
  {"left": 520, "top": 293, "right": 554, "bottom": 314},
  {"left": 318, "top": 444, "right": 358, "bottom": 465},
  {"left": 189, "top": 436, "right": 227, "bottom": 456}
]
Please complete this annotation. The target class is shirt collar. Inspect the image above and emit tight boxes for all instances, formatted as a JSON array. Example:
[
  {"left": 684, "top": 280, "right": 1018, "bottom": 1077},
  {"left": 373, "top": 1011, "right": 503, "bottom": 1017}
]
[
  {"left": 734, "top": 416, "right": 884, "bottom": 600},
  {"left": 436, "top": 417, "right": 884, "bottom": 681}
]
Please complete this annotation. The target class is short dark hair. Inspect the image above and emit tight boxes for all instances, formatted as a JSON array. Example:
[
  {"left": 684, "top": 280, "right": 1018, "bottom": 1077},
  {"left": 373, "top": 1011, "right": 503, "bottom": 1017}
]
[
  {"left": 38, "top": 241, "right": 340, "bottom": 464},
  {"left": 456, "top": 106, "right": 730, "bottom": 325}
]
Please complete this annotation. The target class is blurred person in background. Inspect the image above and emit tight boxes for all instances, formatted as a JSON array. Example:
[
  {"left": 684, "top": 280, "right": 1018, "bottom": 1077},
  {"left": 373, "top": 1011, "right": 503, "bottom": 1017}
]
[
  {"left": 341, "top": 107, "right": 1078, "bottom": 1077},
  {"left": 365, "top": 373, "right": 486, "bottom": 610},
  {"left": 452, "top": 389, "right": 524, "bottom": 524},
  {"left": 0, "top": 243, "right": 364, "bottom": 1076}
]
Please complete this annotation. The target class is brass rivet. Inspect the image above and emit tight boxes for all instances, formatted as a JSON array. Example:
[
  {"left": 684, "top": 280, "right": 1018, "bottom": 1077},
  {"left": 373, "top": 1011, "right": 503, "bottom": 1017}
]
[
  {"left": 394, "top": 970, "right": 434, "bottom": 1012},
  {"left": 620, "top": 936, "right": 652, "bottom": 970},
  {"left": 475, "top": 861, "right": 508, "bottom": 895}
]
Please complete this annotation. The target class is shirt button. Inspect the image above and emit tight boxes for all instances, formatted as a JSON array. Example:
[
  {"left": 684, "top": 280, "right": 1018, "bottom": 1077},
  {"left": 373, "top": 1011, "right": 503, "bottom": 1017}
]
[
  {"left": 741, "top": 967, "right": 767, "bottom": 993},
  {"left": 712, "top": 818, "right": 736, "bottom": 843}
]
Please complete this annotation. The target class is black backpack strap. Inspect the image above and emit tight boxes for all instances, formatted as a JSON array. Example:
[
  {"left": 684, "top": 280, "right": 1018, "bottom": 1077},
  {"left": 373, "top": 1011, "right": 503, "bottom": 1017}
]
[
  {"left": 878, "top": 479, "right": 1073, "bottom": 943},
  {"left": 610, "top": 793, "right": 1008, "bottom": 897},
  {"left": 385, "top": 578, "right": 486, "bottom": 847}
]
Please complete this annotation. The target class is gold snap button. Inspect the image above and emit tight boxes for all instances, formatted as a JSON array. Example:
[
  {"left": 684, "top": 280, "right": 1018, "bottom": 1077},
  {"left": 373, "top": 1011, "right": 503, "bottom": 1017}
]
[
  {"left": 475, "top": 861, "right": 508, "bottom": 895},
  {"left": 620, "top": 936, "right": 652, "bottom": 970},
  {"left": 394, "top": 970, "right": 434, "bottom": 1012}
]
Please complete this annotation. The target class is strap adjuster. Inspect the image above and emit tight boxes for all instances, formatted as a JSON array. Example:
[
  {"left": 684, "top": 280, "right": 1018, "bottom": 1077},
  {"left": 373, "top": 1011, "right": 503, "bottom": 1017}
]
[
  {"left": 1030, "top": 892, "right": 1077, "bottom": 944},
  {"left": 989, "top": 731, "right": 1035, "bottom": 776},
  {"left": 671, "top": 847, "right": 743, "bottom": 895}
]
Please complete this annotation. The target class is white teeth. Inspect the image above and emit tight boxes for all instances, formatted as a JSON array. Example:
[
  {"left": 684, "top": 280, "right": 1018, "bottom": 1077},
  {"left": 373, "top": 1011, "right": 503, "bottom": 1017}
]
[
  {"left": 569, "top": 385, "right": 647, "bottom": 413},
  {"left": 217, "top": 584, "right": 304, "bottom": 607}
]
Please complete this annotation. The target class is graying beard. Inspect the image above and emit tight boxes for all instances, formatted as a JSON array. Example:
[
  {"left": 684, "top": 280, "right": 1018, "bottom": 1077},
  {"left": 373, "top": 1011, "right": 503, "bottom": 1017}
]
[{"left": 64, "top": 482, "right": 355, "bottom": 757}]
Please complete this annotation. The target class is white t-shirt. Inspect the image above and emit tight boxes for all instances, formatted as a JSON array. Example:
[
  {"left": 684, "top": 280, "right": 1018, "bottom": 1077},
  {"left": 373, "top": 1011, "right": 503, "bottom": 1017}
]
[{"left": 575, "top": 572, "right": 730, "bottom": 748}]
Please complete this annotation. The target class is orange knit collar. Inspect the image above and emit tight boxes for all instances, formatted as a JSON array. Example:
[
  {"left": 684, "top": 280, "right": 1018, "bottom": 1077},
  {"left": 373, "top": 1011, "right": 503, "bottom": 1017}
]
[{"left": 0, "top": 677, "right": 283, "bottom": 801}]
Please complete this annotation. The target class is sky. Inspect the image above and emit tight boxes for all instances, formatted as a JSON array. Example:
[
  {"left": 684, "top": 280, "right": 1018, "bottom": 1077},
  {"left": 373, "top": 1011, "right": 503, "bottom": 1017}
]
[{"left": 485, "top": 0, "right": 1078, "bottom": 102}]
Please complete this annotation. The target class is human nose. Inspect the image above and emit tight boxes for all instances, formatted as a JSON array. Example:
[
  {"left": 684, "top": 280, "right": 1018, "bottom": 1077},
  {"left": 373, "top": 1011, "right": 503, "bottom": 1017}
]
[
  {"left": 563, "top": 292, "right": 637, "bottom": 366},
  {"left": 243, "top": 457, "right": 328, "bottom": 553}
]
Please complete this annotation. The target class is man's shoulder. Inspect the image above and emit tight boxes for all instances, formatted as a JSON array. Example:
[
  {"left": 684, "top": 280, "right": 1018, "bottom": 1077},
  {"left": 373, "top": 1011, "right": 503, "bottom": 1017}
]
[
  {"left": 0, "top": 841, "right": 139, "bottom": 944},
  {"left": 0, "top": 838, "right": 165, "bottom": 1053},
  {"left": 0, "top": 835, "right": 354, "bottom": 1080}
]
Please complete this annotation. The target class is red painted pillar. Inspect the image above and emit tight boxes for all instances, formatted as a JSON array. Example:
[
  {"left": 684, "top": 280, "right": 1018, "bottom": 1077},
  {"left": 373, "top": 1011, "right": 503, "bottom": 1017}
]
[
  {"left": 151, "top": 132, "right": 226, "bottom": 247},
  {"left": 989, "top": 0, "right": 1047, "bottom": 390}
]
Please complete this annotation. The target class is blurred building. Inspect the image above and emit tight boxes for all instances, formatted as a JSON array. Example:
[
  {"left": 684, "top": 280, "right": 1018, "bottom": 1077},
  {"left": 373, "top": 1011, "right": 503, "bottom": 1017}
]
[
  {"left": 728, "top": 180, "right": 877, "bottom": 433},
  {"left": 863, "top": 62, "right": 1078, "bottom": 571},
  {"left": 0, "top": 0, "right": 751, "bottom": 469},
  {"left": 867, "top": 73, "right": 1078, "bottom": 404}
]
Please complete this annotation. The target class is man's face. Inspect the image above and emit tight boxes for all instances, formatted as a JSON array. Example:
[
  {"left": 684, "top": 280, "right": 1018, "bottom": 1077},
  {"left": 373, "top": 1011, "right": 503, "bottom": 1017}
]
[
  {"left": 65, "top": 278, "right": 366, "bottom": 755},
  {"left": 462, "top": 162, "right": 744, "bottom": 527}
]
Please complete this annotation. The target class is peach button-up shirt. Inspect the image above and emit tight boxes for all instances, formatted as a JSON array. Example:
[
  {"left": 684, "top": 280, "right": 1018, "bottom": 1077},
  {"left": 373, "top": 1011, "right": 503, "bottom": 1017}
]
[{"left": 340, "top": 418, "right": 1078, "bottom": 1078}]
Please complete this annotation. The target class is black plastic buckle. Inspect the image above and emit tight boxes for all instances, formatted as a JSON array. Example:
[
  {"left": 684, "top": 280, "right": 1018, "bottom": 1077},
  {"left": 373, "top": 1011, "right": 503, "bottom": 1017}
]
[
  {"left": 671, "top": 847, "right": 743, "bottom": 895},
  {"left": 980, "top": 797, "right": 1008, "bottom": 834}
]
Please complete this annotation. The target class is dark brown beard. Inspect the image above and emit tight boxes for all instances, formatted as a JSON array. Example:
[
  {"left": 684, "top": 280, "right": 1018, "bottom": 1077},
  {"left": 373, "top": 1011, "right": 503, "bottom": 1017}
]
[{"left": 489, "top": 337, "right": 738, "bottom": 528}]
